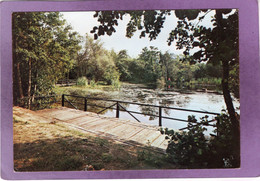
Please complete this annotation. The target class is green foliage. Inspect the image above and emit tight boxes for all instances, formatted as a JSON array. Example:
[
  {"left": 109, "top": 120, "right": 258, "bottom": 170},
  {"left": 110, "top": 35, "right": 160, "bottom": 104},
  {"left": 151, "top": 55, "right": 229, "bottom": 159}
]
[
  {"left": 103, "top": 66, "right": 121, "bottom": 87},
  {"left": 33, "top": 155, "right": 84, "bottom": 171},
  {"left": 91, "top": 10, "right": 171, "bottom": 41},
  {"left": 90, "top": 79, "right": 97, "bottom": 88},
  {"left": 75, "top": 34, "right": 120, "bottom": 84},
  {"left": 76, "top": 76, "right": 88, "bottom": 87},
  {"left": 110, "top": 47, "right": 222, "bottom": 90},
  {"left": 229, "top": 63, "right": 239, "bottom": 98},
  {"left": 156, "top": 77, "right": 166, "bottom": 89},
  {"left": 161, "top": 111, "right": 240, "bottom": 168},
  {"left": 137, "top": 46, "right": 162, "bottom": 83},
  {"left": 137, "top": 150, "right": 164, "bottom": 167},
  {"left": 209, "top": 110, "right": 240, "bottom": 167},
  {"left": 101, "top": 153, "right": 113, "bottom": 163},
  {"left": 161, "top": 124, "right": 210, "bottom": 167},
  {"left": 112, "top": 50, "right": 133, "bottom": 81},
  {"left": 13, "top": 12, "right": 82, "bottom": 105}
]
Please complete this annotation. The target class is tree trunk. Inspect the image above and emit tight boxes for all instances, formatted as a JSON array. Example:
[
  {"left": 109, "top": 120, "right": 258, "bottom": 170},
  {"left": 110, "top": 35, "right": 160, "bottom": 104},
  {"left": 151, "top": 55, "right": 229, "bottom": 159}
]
[
  {"left": 17, "top": 62, "right": 24, "bottom": 100},
  {"left": 216, "top": 10, "right": 240, "bottom": 167},
  {"left": 222, "top": 60, "right": 240, "bottom": 167},
  {"left": 12, "top": 15, "right": 24, "bottom": 104},
  {"left": 27, "top": 57, "right": 32, "bottom": 109}
]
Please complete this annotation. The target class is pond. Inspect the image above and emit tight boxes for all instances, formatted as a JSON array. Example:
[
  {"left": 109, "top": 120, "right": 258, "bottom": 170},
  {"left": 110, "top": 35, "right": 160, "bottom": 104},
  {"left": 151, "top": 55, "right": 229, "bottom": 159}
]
[{"left": 65, "top": 83, "right": 240, "bottom": 135}]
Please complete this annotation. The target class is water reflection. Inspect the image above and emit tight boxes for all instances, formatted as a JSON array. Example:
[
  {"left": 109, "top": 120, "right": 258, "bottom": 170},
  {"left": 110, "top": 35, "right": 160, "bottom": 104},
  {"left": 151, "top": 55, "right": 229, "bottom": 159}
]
[{"left": 65, "top": 83, "right": 239, "bottom": 135}]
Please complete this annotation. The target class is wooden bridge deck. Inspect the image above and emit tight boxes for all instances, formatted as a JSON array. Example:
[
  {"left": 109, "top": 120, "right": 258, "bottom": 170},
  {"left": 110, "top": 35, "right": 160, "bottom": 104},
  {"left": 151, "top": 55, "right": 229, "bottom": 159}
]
[{"left": 13, "top": 106, "right": 168, "bottom": 152}]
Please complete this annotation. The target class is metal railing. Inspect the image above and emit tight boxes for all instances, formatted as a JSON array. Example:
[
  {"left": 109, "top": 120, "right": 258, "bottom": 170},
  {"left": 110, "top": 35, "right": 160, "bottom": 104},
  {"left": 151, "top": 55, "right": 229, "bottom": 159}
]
[{"left": 62, "top": 94, "right": 220, "bottom": 130}]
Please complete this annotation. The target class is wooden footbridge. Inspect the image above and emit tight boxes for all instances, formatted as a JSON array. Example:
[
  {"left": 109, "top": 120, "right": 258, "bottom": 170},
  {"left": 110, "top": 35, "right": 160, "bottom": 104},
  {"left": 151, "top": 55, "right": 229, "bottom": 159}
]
[
  {"left": 14, "top": 94, "right": 219, "bottom": 152},
  {"left": 13, "top": 106, "right": 169, "bottom": 152}
]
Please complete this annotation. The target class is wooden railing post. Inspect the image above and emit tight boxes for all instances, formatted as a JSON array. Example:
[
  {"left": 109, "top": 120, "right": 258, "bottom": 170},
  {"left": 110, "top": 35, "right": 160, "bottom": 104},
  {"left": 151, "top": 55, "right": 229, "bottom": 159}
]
[
  {"left": 116, "top": 101, "right": 120, "bottom": 118},
  {"left": 159, "top": 106, "right": 162, "bottom": 126},
  {"left": 84, "top": 98, "right": 87, "bottom": 111},
  {"left": 216, "top": 118, "right": 219, "bottom": 137},
  {"left": 62, "top": 94, "right": 65, "bottom": 107}
]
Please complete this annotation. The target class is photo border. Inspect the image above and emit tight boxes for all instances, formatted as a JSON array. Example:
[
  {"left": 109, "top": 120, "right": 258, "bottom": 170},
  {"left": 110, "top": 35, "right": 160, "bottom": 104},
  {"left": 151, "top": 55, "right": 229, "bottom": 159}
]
[{"left": 1, "top": 0, "right": 260, "bottom": 179}]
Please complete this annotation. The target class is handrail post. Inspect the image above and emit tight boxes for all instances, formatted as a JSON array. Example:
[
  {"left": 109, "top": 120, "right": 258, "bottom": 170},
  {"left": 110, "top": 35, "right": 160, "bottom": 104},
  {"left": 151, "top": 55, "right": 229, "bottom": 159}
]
[
  {"left": 62, "top": 94, "right": 65, "bottom": 107},
  {"left": 84, "top": 98, "right": 87, "bottom": 111},
  {"left": 159, "top": 106, "right": 162, "bottom": 126},
  {"left": 216, "top": 118, "right": 219, "bottom": 137},
  {"left": 116, "top": 101, "right": 120, "bottom": 118}
]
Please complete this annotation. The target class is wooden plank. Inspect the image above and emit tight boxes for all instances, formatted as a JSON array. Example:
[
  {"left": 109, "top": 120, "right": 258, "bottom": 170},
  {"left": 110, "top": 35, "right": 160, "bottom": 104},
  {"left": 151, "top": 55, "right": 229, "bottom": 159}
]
[
  {"left": 158, "top": 139, "right": 168, "bottom": 150},
  {"left": 80, "top": 118, "right": 111, "bottom": 129},
  {"left": 50, "top": 111, "right": 88, "bottom": 121},
  {"left": 105, "top": 123, "right": 139, "bottom": 137},
  {"left": 84, "top": 119, "right": 121, "bottom": 132},
  {"left": 68, "top": 116, "right": 100, "bottom": 125},
  {"left": 111, "top": 125, "right": 145, "bottom": 140},
  {"left": 128, "top": 129, "right": 157, "bottom": 145},
  {"left": 94, "top": 121, "right": 124, "bottom": 133},
  {"left": 144, "top": 131, "right": 162, "bottom": 145},
  {"left": 37, "top": 108, "right": 69, "bottom": 117},
  {"left": 117, "top": 127, "right": 144, "bottom": 140},
  {"left": 150, "top": 134, "right": 167, "bottom": 148}
]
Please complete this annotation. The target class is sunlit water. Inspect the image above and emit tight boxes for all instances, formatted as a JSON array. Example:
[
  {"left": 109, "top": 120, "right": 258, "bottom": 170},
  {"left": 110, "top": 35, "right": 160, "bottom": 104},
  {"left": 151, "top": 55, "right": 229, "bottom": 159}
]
[
  {"left": 77, "top": 83, "right": 240, "bottom": 135},
  {"left": 96, "top": 84, "right": 239, "bottom": 135}
]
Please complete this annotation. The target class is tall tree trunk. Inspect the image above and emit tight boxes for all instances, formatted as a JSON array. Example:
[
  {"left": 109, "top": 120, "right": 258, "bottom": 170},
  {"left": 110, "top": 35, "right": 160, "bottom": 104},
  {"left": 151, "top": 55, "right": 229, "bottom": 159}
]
[
  {"left": 17, "top": 62, "right": 24, "bottom": 99},
  {"left": 32, "top": 71, "right": 38, "bottom": 103},
  {"left": 217, "top": 9, "right": 240, "bottom": 167},
  {"left": 27, "top": 57, "right": 32, "bottom": 109},
  {"left": 222, "top": 60, "right": 240, "bottom": 167},
  {"left": 12, "top": 15, "right": 24, "bottom": 105}
]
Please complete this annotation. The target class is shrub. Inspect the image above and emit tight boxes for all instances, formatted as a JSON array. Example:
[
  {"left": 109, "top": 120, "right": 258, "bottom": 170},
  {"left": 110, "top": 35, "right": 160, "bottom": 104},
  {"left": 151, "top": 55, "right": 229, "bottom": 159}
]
[
  {"left": 156, "top": 77, "right": 166, "bottom": 89},
  {"left": 76, "top": 77, "right": 88, "bottom": 87},
  {"left": 208, "top": 110, "right": 240, "bottom": 168},
  {"left": 101, "top": 153, "right": 112, "bottom": 163},
  {"left": 137, "top": 149, "right": 164, "bottom": 168},
  {"left": 160, "top": 111, "right": 240, "bottom": 168},
  {"left": 111, "top": 79, "right": 121, "bottom": 90},
  {"left": 90, "top": 79, "right": 96, "bottom": 88},
  {"left": 160, "top": 121, "right": 210, "bottom": 167},
  {"left": 104, "top": 67, "right": 121, "bottom": 88}
]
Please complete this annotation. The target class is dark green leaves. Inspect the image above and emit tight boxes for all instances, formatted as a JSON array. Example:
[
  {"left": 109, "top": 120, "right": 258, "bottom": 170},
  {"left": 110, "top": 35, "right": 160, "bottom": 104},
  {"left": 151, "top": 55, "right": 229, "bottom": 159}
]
[{"left": 175, "top": 10, "right": 201, "bottom": 20}]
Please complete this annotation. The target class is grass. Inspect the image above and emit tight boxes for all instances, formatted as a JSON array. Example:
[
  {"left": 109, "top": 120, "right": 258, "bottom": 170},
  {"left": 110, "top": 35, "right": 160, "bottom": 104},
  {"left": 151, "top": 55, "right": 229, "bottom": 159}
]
[
  {"left": 13, "top": 116, "right": 178, "bottom": 171},
  {"left": 53, "top": 84, "right": 120, "bottom": 98}
]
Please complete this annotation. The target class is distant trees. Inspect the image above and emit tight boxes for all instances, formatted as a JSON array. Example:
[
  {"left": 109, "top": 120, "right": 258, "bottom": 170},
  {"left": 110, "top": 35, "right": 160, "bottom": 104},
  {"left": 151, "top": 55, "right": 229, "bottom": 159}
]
[
  {"left": 112, "top": 50, "right": 133, "bottom": 81},
  {"left": 12, "top": 12, "right": 81, "bottom": 107},
  {"left": 109, "top": 47, "right": 222, "bottom": 89},
  {"left": 74, "top": 34, "right": 120, "bottom": 85}
]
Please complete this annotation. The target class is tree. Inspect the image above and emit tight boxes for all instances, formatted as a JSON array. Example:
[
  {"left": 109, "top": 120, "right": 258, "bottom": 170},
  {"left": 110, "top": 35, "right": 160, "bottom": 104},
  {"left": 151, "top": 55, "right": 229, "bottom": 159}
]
[
  {"left": 112, "top": 50, "right": 133, "bottom": 81},
  {"left": 90, "top": 9, "right": 240, "bottom": 167},
  {"left": 76, "top": 34, "right": 119, "bottom": 84},
  {"left": 13, "top": 12, "right": 82, "bottom": 107},
  {"left": 137, "top": 46, "right": 161, "bottom": 84}
]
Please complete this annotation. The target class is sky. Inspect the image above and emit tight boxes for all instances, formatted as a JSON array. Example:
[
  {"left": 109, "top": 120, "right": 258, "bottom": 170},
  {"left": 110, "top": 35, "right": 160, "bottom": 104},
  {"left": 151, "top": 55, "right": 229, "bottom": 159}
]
[{"left": 61, "top": 10, "right": 215, "bottom": 58}]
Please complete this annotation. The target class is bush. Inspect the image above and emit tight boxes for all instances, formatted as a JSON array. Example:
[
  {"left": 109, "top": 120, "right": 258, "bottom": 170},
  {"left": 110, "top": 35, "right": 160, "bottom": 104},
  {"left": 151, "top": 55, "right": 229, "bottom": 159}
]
[
  {"left": 111, "top": 79, "right": 121, "bottom": 90},
  {"left": 160, "top": 121, "right": 210, "bottom": 167},
  {"left": 90, "top": 79, "right": 96, "bottom": 88},
  {"left": 208, "top": 110, "right": 240, "bottom": 168},
  {"left": 76, "top": 77, "right": 88, "bottom": 87},
  {"left": 104, "top": 67, "right": 121, "bottom": 87},
  {"left": 160, "top": 111, "right": 240, "bottom": 168},
  {"left": 156, "top": 77, "right": 166, "bottom": 89}
]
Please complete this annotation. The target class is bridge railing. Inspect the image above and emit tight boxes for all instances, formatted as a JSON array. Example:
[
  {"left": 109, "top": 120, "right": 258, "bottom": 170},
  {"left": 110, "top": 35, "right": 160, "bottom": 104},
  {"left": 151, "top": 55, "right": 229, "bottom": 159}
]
[{"left": 61, "top": 94, "right": 220, "bottom": 131}]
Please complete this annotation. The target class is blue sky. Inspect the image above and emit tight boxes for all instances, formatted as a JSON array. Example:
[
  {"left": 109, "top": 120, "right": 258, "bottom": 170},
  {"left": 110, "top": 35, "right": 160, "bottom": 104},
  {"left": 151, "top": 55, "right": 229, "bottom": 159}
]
[{"left": 61, "top": 10, "right": 215, "bottom": 58}]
